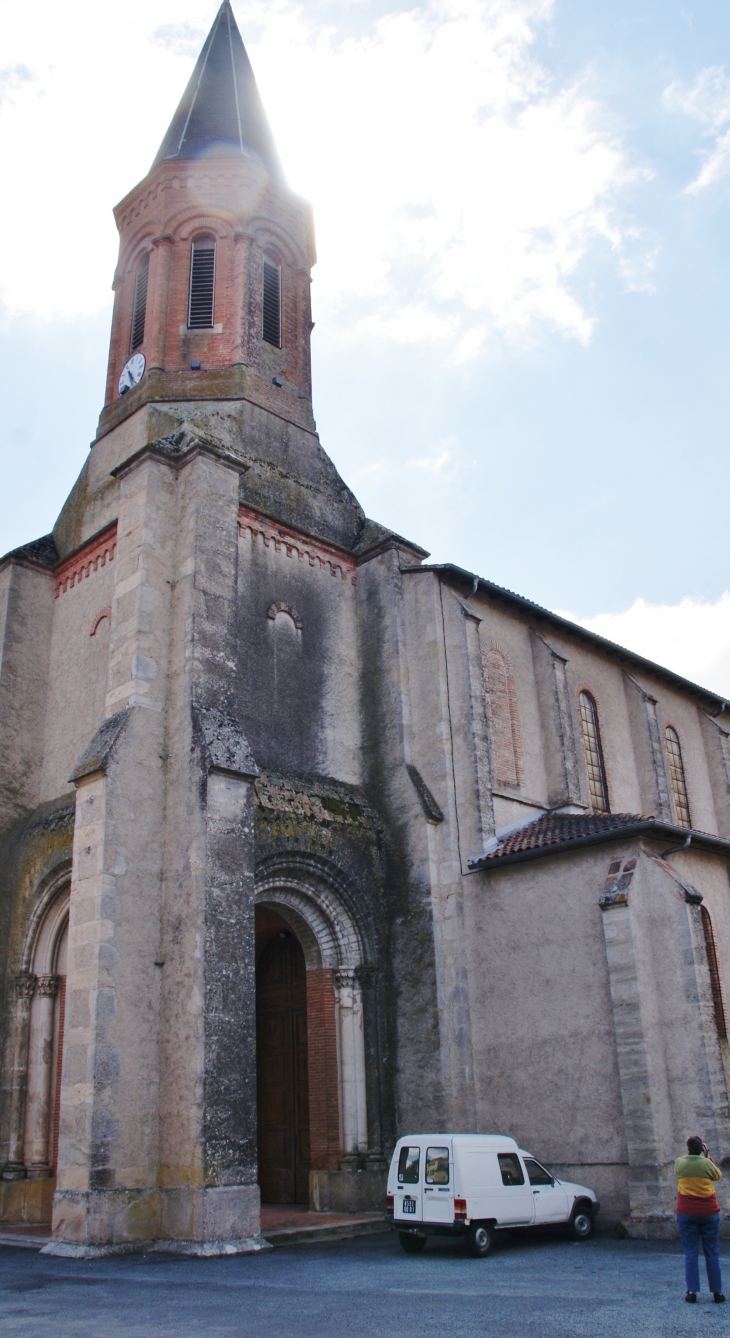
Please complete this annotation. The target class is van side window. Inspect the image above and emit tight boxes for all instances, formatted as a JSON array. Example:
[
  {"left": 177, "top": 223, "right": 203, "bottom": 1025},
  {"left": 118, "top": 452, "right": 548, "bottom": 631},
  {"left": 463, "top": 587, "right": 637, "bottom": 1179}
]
[
  {"left": 498, "top": 1153, "right": 525, "bottom": 1186},
  {"left": 398, "top": 1146, "right": 420, "bottom": 1184},
  {"left": 523, "top": 1158, "right": 554, "bottom": 1186},
  {"left": 426, "top": 1147, "right": 450, "bottom": 1184}
]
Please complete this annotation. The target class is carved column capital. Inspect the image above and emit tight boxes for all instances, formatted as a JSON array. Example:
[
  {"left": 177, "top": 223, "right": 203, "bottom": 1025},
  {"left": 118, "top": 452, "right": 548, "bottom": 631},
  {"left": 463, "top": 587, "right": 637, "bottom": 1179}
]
[
  {"left": 14, "top": 974, "right": 37, "bottom": 1000},
  {"left": 36, "top": 975, "right": 60, "bottom": 998},
  {"left": 334, "top": 967, "right": 359, "bottom": 992}
]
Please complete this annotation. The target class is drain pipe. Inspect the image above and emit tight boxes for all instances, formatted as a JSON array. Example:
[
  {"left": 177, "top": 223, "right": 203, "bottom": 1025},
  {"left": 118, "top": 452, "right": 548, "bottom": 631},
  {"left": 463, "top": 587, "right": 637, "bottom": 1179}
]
[
  {"left": 465, "top": 576, "right": 479, "bottom": 599},
  {"left": 711, "top": 701, "right": 729, "bottom": 720},
  {"left": 661, "top": 833, "right": 692, "bottom": 859}
]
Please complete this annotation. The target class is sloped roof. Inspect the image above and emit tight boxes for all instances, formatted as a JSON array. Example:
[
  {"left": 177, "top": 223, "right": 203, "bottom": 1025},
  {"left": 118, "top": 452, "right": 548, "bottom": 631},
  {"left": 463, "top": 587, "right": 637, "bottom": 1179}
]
[
  {"left": 152, "top": 1, "right": 282, "bottom": 175},
  {"left": 0, "top": 534, "right": 58, "bottom": 572},
  {"left": 469, "top": 810, "right": 730, "bottom": 870},
  {"left": 410, "top": 563, "right": 727, "bottom": 712}
]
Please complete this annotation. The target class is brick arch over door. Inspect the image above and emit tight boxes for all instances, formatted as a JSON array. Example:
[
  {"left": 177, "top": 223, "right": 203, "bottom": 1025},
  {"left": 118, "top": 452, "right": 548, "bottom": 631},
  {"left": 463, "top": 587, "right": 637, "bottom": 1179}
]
[{"left": 255, "top": 869, "right": 371, "bottom": 1172}]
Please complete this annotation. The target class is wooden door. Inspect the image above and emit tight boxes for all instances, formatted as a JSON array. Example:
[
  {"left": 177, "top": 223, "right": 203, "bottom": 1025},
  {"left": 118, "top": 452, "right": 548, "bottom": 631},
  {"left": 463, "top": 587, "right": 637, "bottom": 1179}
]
[{"left": 256, "top": 932, "right": 311, "bottom": 1203}]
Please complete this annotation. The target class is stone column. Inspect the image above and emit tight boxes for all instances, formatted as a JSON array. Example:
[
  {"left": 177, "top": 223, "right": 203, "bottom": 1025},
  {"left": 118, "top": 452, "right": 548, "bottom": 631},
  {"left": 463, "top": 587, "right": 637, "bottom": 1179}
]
[
  {"left": 599, "top": 883, "right": 665, "bottom": 1220},
  {"left": 147, "top": 234, "right": 174, "bottom": 372},
  {"left": 2, "top": 975, "right": 36, "bottom": 1180},
  {"left": 335, "top": 968, "right": 368, "bottom": 1165},
  {"left": 531, "top": 632, "right": 582, "bottom": 807},
  {"left": 49, "top": 448, "right": 179, "bottom": 1253},
  {"left": 358, "top": 966, "right": 387, "bottom": 1170},
  {"left": 623, "top": 674, "right": 672, "bottom": 821},
  {"left": 231, "top": 231, "right": 251, "bottom": 365},
  {"left": 155, "top": 446, "right": 262, "bottom": 1251},
  {"left": 25, "top": 975, "right": 60, "bottom": 1179}
]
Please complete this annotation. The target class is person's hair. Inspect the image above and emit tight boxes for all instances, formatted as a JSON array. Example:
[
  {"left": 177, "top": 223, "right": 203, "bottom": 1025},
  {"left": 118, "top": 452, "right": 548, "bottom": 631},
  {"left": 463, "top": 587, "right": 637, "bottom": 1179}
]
[{"left": 687, "top": 1136, "right": 704, "bottom": 1156}]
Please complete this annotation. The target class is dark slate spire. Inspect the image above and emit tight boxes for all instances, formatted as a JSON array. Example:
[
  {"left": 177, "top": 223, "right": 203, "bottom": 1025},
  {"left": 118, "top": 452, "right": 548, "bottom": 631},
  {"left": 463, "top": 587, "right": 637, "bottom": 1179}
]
[{"left": 152, "top": 2, "right": 282, "bottom": 175}]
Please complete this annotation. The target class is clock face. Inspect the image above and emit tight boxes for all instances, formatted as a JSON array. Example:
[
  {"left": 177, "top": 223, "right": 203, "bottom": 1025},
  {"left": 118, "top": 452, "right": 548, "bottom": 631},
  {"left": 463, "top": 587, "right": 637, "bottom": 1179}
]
[{"left": 118, "top": 353, "right": 146, "bottom": 396}]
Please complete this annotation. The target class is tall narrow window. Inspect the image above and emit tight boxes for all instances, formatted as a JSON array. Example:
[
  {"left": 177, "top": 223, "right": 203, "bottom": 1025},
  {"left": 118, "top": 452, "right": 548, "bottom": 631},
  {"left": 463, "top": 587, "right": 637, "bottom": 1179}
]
[
  {"left": 130, "top": 253, "right": 149, "bottom": 352},
  {"left": 188, "top": 236, "right": 216, "bottom": 328},
  {"left": 263, "top": 258, "right": 281, "bottom": 347},
  {"left": 665, "top": 726, "right": 691, "bottom": 828},
  {"left": 578, "top": 691, "right": 609, "bottom": 813},
  {"left": 701, "top": 906, "right": 727, "bottom": 1039}
]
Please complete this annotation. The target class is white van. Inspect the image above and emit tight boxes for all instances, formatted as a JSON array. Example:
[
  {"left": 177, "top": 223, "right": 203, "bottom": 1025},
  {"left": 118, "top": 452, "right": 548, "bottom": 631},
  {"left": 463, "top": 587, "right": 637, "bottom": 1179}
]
[{"left": 386, "top": 1134, "right": 599, "bottom": 1256}]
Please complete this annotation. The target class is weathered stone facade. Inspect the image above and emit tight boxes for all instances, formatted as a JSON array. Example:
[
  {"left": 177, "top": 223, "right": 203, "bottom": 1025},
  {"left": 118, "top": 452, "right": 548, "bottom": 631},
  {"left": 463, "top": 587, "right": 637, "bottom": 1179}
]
[{"left": 1, "top": 2, "right": 729, "bottom": 1253}]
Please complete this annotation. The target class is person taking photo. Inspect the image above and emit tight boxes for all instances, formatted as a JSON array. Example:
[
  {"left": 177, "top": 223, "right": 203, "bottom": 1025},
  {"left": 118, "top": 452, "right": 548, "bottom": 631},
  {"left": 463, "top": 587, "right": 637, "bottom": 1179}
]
[{"left": 675, "top": 1135, "right": 725, "bottom": 1304}]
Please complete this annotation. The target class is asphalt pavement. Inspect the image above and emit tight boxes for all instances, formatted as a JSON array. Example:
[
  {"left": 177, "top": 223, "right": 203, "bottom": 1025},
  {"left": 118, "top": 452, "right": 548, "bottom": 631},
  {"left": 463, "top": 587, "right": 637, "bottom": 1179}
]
[{"left": 1, "top": 1226, "right": 729, "bottom": 1337}]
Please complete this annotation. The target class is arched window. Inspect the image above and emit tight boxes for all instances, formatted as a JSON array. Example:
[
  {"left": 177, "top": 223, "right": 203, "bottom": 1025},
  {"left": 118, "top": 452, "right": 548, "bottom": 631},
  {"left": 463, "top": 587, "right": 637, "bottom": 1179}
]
[
  {"left": 665, "top": 726, "right": 691, "bottom": 828},
  {"left": 130, "top": 253, "right": 149, "bottom": 352},
  {"left": 701, "top": 906, "right": 727, "bottom": 1039},
  {"left": 188, "top": 235, "right": 216, "bottom": 328},
  {"left": 483, "top": 644, "right": 522, "bottom": 787},
  {"left": 263, "top": 256, "right": 281, "bottom": 347},
  {"left": 578, "top": 691, "right": 609, "bottom": 813}
]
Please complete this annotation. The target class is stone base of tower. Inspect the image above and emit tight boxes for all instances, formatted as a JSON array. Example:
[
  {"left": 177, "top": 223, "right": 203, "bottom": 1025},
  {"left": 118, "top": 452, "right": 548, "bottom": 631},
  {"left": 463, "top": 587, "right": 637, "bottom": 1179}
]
[{"left": 42, "top": 1184, "right": 266, "bottom": 1257}]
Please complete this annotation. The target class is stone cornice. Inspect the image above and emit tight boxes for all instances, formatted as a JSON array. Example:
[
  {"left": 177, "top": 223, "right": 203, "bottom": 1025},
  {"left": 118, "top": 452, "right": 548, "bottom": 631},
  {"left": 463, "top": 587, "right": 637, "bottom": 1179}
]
[
  {"left": 239, "top": 506, "right": 357, "bottom": 585},
  {"left": 54, "top": 524, "right": 117, "bottom": 599}
]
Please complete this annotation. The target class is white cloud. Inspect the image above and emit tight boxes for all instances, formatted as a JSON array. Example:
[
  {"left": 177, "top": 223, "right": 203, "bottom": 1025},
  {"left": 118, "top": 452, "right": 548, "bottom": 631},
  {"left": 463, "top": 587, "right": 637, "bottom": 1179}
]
[
  {"left": 557, "top": 593, "right": 730, "bottom": 699},
  {"left": 151, "top": 23, "right": 207, "bottom": 58},
  {"left": 0, "top": 0, "right": 636, "bottom": 353},
  {"left": 249, "top": 0, "right": 633, "bottom": 352},
  {"left": 0, "top": 64, "right": 34, "bottom": 107},
  {"left": 407, "top": 447, "right": 452, "bottom": 472},
  {"left": 664, "top": 66, "right": 730, "bottom": 193}
]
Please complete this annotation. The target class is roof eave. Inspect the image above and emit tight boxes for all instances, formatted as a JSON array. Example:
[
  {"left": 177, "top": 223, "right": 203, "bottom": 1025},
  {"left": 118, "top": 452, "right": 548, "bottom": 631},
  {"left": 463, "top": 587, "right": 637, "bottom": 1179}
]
[
  {"left": 470, "top": 821, "right": 730, "bottom": 872},
  {"left": 405, "top": 563, "right": 727, "bottom": 712}
]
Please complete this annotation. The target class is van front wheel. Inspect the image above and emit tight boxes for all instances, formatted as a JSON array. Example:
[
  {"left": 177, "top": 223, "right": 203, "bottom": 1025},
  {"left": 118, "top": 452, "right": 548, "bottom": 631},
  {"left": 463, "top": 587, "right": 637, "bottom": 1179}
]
[
  {"left": 399, "top": 1232, "right": 427, "bottom": 1253},
  {"left": 465, "top": 1222, "right": 495, "bottom": 1258},
  {"left": 567, "top": 1208, "right": 594, "bottom": 1241}
]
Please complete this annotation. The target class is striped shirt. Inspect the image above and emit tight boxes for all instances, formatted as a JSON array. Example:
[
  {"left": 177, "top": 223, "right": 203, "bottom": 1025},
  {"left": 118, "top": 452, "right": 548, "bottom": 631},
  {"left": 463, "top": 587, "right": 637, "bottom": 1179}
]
[{"left": 674, "top": 1154, "right": 722, "bottom": 1216}]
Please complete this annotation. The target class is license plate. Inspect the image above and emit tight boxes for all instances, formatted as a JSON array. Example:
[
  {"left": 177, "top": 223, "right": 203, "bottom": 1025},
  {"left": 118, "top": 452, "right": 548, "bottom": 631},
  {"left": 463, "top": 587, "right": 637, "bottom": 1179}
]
[{"left": 402, "top": 1197, "right": 416, "bottom": 1214}]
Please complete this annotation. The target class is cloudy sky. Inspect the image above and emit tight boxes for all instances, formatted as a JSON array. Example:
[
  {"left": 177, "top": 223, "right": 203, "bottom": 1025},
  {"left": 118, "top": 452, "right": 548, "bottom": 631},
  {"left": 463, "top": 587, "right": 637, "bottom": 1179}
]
[{"left": 1, "top": 0, "right": 729, "bottom": 694}]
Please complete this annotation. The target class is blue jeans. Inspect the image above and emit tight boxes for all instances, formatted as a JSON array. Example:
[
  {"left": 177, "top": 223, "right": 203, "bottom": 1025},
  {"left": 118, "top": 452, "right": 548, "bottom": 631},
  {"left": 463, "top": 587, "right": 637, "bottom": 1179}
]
[{"left": 677, "top": 1213, "right": 722, "bottom": 1294}]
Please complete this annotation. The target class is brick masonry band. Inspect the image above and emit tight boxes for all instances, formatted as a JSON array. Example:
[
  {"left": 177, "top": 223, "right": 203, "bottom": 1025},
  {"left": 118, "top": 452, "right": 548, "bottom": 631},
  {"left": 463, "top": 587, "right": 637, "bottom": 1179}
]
[
  {"left": 54, "top": 525, "right": 118, "bottom": 598},
  {"left": 238, "top": 506, "right": 357, "bottom": 585}
]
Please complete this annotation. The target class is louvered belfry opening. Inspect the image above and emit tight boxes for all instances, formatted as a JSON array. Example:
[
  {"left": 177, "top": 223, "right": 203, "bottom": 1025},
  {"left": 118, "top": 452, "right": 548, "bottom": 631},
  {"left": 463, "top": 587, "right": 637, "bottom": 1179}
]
[
  {"left": 701, "top": 906, "right": 728, "bottom": 1040},
  {"left": 188, "top": 236, "right": 216, "bottom": 328},
  {"left": 130, "top": 253, "right": 149, "bottom": 352},
  {"left": 263, "top": 258, "right": 282, "bottom": 347}
]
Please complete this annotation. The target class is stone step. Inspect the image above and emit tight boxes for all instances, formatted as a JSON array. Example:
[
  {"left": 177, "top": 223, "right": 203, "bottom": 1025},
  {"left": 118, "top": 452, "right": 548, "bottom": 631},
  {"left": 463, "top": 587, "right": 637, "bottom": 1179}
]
[
  {"left": 0, "top": 1225, "right": 52, "bottom": 1250},
  {"left": 262, "top": 1215, "right": 388, "bottom": 1247}
]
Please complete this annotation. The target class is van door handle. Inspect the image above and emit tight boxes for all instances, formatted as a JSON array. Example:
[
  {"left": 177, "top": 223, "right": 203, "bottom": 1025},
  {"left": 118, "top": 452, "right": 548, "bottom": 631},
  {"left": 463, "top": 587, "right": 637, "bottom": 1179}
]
[{"left": 533, "top": 1190, "right": 540, "bottom": 1194}]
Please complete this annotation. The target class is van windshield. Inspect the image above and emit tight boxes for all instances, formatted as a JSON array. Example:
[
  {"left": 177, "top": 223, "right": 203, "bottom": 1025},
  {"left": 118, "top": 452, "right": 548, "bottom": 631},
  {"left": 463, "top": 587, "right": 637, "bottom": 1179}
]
[{"left": 398, "top": 1146, "right": 420, "bottom": 1184}]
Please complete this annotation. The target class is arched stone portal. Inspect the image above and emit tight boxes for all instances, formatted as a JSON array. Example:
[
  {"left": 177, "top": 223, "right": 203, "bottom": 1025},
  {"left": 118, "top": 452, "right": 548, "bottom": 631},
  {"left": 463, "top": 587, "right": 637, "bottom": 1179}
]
[
  {"left": 256, "top": 920, "right": 310, "bottom": 1203},
  {"left": 255, "top": 864, "right": 377, "bottom": 1210},
  {"left": 2, "top": 874, "right": 70, "bottom": 1192}
]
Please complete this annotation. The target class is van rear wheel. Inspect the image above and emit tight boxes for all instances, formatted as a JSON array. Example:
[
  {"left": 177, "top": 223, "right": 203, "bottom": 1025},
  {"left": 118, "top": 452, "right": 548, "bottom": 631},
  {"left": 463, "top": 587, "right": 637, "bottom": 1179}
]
[
  {"left": 399, "top": 1232, "right": 427, "bottom": 1253},
  {"left": 465, "top": 1222, "right": 495, "bottom": 1258}
]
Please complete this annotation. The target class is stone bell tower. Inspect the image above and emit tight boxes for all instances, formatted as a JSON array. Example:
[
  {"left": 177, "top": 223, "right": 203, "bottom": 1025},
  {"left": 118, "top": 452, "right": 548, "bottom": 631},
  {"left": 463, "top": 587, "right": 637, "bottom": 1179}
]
[
  {"left": 42, "top": 1, "right": 367, "bottom": 1257},
  {"left": 102, "top": 0, "right": 315, "bottom": 438}
]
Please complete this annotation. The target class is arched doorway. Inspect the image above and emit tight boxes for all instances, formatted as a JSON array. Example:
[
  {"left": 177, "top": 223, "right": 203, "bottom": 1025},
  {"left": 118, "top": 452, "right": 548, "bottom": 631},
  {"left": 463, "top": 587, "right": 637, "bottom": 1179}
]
[{"left": 256, "top": 917, "right": 311, "bottom": 1203}]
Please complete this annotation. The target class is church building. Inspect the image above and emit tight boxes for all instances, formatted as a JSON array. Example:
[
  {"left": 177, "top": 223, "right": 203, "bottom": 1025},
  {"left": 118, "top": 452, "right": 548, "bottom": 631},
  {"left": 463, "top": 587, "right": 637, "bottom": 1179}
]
[{"left": 1, "top": 2, "right": 729, "bottom": 1254}]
